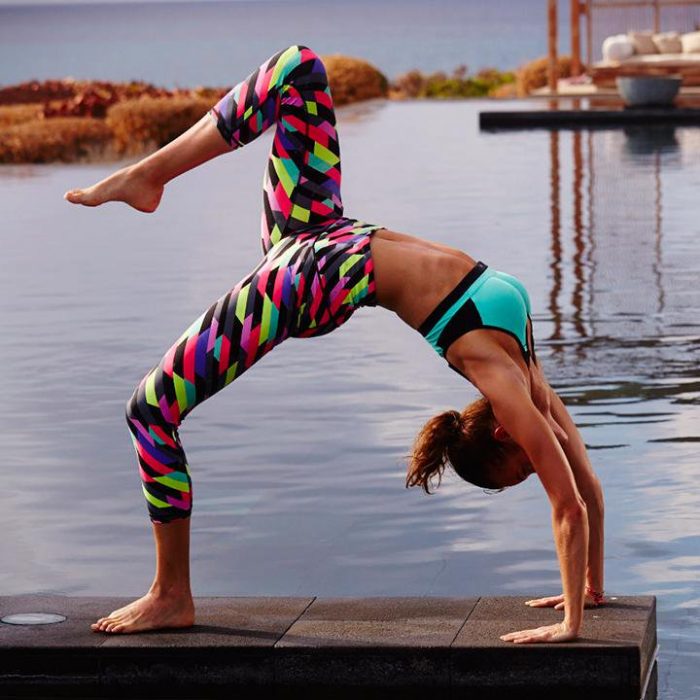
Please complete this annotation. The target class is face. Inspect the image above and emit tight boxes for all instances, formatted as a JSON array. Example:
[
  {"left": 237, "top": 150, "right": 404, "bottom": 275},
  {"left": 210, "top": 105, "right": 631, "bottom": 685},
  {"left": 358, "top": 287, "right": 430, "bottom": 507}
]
[{"left": 497, "top": 445, "right": 535, "bottom": 488}]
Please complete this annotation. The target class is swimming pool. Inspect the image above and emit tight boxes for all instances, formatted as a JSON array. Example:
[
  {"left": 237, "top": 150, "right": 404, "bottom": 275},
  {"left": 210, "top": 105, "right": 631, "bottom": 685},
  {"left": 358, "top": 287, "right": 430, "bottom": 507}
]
[{"left": 1, "top": 99, "right": 697, "bottom": 698}]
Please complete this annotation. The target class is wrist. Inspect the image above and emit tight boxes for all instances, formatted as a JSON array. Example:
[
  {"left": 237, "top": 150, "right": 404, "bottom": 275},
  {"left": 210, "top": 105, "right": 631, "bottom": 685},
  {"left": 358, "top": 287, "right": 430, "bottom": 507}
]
[
  {"left": 585, "top": 584, "right": 605, "bottom": 605},
  {"left": 586, "top": 572, "right": 604, "bottom": 590},
  {"left": 562, "top": 617, "right": 581, "bottom": 635}
]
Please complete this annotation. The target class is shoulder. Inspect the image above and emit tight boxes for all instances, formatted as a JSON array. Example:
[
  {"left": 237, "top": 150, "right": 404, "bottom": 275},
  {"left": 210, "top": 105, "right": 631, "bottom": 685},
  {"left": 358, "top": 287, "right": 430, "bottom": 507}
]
[
  {"left": 458, "top": 354, "right": 536, "bottom": 432},
  {"left": 448, "top": 340, "right": 528, "bottom": 395}
]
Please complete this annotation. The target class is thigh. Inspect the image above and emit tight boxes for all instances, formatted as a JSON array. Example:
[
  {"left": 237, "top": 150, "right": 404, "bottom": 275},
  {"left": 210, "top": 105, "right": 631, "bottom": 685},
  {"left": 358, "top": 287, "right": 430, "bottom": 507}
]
[
  {"left": 259, "top": 46, "right": 346, "bottom": 250},
  {"left": 300, "top": 230, "right": 379, "bottom": 336},
  {"left": 136, "top": 238, "right": 309, "bottom": 427}
]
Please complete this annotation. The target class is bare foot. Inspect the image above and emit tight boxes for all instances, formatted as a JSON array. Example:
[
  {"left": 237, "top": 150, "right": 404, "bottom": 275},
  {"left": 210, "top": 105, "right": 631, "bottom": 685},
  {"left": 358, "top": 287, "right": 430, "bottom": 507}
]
[
  {"left": 64, "top": 164, "right": 164, "bottom": 213},
  {"left": 91, "top": 591, "right": 195, "bottom": 634}
]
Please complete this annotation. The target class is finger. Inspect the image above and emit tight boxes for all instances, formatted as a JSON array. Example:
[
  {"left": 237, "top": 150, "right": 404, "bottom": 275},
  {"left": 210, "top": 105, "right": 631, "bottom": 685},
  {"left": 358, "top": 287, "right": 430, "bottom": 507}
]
[
  {"left": 527, "top": 597, "right": 558, "bottom": 607},
  {"left": 501, "top": 632, "right": 529, "bottom": 641},
  {"left": 500, "top": 627, "right": 538, "bottom": 641},
  {"left": 508, "top": 630, "right": 543, "bottom": 643},
  {"left": 554, "top": 602, "right": 564, "bottom": 610}
]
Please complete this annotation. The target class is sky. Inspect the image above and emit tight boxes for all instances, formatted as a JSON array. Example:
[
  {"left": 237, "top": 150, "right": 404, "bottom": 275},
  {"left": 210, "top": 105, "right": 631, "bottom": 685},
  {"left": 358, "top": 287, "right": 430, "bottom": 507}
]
[
  {"left": 0, "top": 0, "right": 295, "bottom": 4},
  {"left": 0, "top": 0, "right": 281, "bottom": 5}
]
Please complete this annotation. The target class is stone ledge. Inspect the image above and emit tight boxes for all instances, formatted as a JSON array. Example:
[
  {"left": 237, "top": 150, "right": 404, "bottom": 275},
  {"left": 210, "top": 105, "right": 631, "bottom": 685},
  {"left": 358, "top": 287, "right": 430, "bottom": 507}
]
[{"left": 0, "top": 594, "right": 657, "bottom": 699}]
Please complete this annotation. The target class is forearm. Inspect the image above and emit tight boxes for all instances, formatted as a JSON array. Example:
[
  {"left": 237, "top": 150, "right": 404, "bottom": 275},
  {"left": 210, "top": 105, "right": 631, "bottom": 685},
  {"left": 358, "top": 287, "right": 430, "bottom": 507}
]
[
  {"left": 563, "top": 444, "right": 604, "bottom": 592},
  {"left": 552, "top": 504, "right": 589, "bottom": 631},
  {"left": 583, "top": 490, "right": 605, "bottom": 592},
  {"left": 548, "top": 387, "right": 605, "bottom": 593}
]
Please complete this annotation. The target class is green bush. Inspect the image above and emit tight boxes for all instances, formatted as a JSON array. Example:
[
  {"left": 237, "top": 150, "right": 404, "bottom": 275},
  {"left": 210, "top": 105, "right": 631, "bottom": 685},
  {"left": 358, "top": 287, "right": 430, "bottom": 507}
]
[{"left": 391, "top": 66, "right": 516, "bottom": 99}]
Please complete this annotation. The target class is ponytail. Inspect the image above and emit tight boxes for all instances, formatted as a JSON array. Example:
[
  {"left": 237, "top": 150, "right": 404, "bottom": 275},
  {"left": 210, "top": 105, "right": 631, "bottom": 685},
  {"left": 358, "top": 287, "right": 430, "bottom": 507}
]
[
  {"left": 406, "top": 397, "right": 514, "bottom": 494},
  {"left": 405, "top": 409, "right": 464, "bottom": 494}
]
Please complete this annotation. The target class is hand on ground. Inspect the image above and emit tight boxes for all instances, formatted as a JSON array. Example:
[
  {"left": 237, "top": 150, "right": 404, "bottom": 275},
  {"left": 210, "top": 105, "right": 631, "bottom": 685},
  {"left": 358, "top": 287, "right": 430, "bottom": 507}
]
[
  {"left": 500, "top": 621, "right": 578, "bottom": 644},
  {"left": 524, "top": 592, "right": 604, "bottom": 610}
]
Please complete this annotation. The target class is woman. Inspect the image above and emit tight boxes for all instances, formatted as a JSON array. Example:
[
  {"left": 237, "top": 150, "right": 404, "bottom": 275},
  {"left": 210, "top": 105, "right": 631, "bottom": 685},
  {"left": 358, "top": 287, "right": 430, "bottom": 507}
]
[{"left": 64, "top": 45, "right": 605, "bottom": 643}]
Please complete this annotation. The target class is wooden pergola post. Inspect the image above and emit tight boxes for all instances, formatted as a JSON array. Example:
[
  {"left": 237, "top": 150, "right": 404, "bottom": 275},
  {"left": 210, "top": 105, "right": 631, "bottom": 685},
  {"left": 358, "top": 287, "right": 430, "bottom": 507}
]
[
  {"left": 654, "top": 0, "right": 661, "bottom": 32},
  {"left": 548, "top": 0, "right": 558, "bottom": 93},
  {"left": 571, "top": 0, "right": 582, "bottom": 75},
  {"left": 586, "top": 0, "right": 592, "bottom": 68}
]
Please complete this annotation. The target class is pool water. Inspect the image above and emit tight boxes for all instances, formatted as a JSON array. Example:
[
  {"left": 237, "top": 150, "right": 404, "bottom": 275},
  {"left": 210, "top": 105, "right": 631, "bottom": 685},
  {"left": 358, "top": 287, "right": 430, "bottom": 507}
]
[{"left": 1, "top": 99, "right": 698, "bottom": 699}]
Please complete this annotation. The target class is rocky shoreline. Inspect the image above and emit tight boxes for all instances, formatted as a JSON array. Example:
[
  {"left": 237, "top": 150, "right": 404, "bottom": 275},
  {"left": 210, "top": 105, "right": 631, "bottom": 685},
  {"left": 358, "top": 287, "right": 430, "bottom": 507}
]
[{"left": 0, "top": 54, "right": 555, "bottom": 164}]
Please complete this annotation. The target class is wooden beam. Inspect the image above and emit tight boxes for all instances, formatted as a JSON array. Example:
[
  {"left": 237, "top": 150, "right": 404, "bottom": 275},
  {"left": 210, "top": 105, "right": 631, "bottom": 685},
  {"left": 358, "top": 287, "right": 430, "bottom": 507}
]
[
  {"left": 571, "top": 0, "right": 582, "bottom": 76},
  {"left": 586, "top": 0, "right": 592, "bottom": 67},
  {"left": 548, "top": 0, "right": 559, "bottom": 92},
  {"left": 654, "top": 0, "right": 660, "bottom": 31},
  {"left": 590, "top": 0, "right": 700, "bottom": 7}
]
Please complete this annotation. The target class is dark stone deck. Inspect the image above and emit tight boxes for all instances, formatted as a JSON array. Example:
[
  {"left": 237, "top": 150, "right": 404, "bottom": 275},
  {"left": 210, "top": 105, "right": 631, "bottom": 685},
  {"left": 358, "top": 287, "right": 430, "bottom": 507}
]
[{"left": 0, "top": 594, "right": 657, "bottom": 699}]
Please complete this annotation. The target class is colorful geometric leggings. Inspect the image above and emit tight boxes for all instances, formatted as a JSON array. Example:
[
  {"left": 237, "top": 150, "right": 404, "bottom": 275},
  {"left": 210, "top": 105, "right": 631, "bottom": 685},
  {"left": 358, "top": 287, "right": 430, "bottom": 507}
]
[{"left": 125, "top": 44, "right": 386, "bottom": 524}]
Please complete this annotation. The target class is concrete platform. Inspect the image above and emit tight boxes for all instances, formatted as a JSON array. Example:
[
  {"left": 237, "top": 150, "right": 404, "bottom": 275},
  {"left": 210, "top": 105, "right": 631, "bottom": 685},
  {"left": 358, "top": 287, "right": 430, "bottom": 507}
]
[
  {"left": 480, "top": 107, "right": 700, "bottom": 130},
  {"left": 0, "top": 594, "right": 657, "bottom": 699}
]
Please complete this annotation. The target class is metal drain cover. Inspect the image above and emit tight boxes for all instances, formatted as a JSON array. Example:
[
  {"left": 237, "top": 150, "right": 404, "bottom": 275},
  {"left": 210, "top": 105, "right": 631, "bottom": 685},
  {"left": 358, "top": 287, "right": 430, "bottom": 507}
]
[{"left": 1, "top": 613, "right": 66, "bottom": 625}]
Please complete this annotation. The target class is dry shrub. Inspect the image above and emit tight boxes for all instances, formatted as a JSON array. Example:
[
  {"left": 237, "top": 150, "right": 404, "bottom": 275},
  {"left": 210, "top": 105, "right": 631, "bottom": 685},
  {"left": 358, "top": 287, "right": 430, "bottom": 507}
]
[
  {"left": 320, "top": 54, "right": 388, "bottom": 106},
  {"left": 390, "top": 69, "right": 426, "bottom": 99},
  {"left": 106, "top": 95, "right": 216, "bottom": 154},
  {"left": 0, "top": 104, "right": 43, "bottom": 127},
  {"left": 0, "top": 79, "right": 76, "bottom": 105},
  {"left": 0, "top": 117, "right": 114, "bottom": 163},
  {"left": 489, "top": 82, "right": 519, "bottom": 99},
  {"left": 516, "top": 55, "right": 572, "bottom": 96}
]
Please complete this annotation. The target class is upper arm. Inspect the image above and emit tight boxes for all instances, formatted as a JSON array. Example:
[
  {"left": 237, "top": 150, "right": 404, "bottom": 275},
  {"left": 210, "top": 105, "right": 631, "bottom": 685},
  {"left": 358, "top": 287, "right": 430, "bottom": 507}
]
[
  {"left": 547, "top": 386, "right": 604, "bottom": 504},
  {"left": 473, "top": 364, "right": 585, "bottom": 513}
]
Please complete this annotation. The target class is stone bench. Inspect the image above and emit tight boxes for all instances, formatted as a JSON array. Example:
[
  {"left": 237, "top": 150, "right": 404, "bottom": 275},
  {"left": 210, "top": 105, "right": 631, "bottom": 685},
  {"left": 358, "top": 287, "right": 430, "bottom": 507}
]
[{"left": 0, "top": 594, "right": 657, "bottom": 699}]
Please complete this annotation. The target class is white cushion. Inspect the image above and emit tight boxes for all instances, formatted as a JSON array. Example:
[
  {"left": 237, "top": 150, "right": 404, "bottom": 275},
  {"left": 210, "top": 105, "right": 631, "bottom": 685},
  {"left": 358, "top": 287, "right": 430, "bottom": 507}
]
[
  {"left": 621, "top": 53, "right": 700, "bottom": 65},
  {"left": 653, "top": 31, "right": 682, "bottom": 53},
  {"left": 593, "top": 53, "right": 700, "bottom": 68},
  {"left": 628, "top": 31, "right": 659, "bottom": 54},
  {"left": 681, "top": 30, "right": 700, "bottom": 53},
  {"left": 602, "top": 34, "right": 635, "bottom": 61}
]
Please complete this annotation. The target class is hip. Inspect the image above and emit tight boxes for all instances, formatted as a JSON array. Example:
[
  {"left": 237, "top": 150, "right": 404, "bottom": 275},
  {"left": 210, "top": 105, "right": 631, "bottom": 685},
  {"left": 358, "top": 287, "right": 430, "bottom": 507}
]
[{"left": 265, "top": 218, "right": 386, "bottom": 336}]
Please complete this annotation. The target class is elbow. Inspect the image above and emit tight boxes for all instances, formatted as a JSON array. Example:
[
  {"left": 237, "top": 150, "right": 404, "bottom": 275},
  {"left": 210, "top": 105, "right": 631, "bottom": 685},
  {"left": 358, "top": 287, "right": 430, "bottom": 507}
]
[
  {"left": 553, "top": 498, "right": 588, "bottom": 523},
  {"left": 585, "top": 476, "right": 605, "bottom": 515}
]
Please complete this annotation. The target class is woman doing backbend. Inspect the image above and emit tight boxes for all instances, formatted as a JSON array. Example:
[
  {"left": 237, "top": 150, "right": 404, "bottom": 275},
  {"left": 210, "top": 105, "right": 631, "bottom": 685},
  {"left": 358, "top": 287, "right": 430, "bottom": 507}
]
[{"left": 64, "top": 45, "right": 605, "bottom": 643}]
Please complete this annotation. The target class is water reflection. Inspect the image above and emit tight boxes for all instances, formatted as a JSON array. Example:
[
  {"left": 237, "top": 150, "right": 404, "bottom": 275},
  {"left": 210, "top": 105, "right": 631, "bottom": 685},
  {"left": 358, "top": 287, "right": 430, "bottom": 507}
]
[{"left": 545, "top": 124, "right": 700, "bottom": 401}]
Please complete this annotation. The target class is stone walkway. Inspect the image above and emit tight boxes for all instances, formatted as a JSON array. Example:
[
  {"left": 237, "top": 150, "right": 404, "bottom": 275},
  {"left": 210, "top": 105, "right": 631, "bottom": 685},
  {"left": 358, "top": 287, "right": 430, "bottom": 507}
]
[{"left": 0, "top": 594, "right": 657, "bottom": 699}]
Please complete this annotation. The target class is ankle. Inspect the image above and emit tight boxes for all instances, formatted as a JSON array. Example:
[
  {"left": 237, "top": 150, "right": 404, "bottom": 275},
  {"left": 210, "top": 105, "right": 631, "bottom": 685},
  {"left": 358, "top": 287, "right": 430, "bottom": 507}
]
[
  {"left": 149, "top": 582, "right": 192, "bottom": 600},
  {"left": 131, "top": 158, "right": 166, "bottom": 188}
]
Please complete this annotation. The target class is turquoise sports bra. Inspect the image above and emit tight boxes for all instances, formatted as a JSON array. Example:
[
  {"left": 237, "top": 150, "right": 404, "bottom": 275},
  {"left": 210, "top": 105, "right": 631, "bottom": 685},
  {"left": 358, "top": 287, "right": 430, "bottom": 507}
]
[{"left": 417, "top": 261, "right": 536, "bottom": 378}]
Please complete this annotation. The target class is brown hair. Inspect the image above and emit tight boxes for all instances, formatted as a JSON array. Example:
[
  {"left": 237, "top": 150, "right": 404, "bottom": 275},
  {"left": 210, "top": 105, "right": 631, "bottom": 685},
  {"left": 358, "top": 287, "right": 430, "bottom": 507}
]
[{"left": 405, "top": 396, "right": 515, "bottom": 494}]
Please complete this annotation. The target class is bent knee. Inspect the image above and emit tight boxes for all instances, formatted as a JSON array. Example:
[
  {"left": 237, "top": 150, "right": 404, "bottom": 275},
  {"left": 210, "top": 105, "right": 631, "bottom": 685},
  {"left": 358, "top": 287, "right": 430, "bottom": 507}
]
[
  {"left": 283, "top": 44, "right": 326, "bottom": 72},
  {"left": 124, "top": 374, "right": 164, "bottom": 427},
  {"left": 125, "top": 381, "right": 143, "bottom": 425}
]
